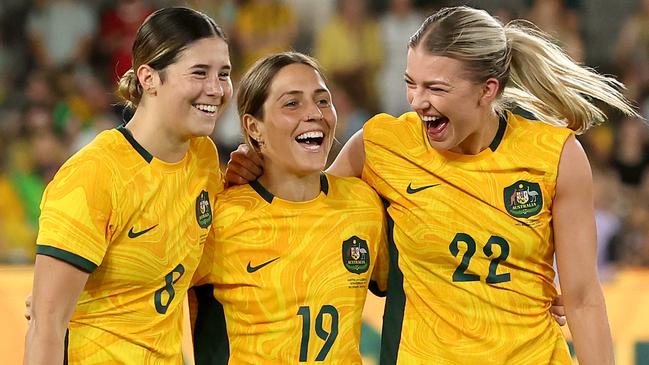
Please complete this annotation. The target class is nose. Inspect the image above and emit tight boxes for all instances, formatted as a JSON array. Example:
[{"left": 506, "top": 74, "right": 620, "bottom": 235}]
[
  {"left": 409, "top": 88, "right": 430, "bottom": 111},
  {"left": 205, "top": 76, "right": 224, "bottom": 98},
  {"left": 305, "top": 101, "right": 324, "bottom": 121}
]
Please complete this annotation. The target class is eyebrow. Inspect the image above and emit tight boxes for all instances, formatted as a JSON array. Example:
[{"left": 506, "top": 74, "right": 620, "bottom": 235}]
[
  {"left": 189, "top": 64, "right": 232, "bottom": 70},
  {"left": 404, "top": 73, "right": 451, "bottom": 87},
  {"left": 276, "top": 88, "right": 329, "bottom": 101}
]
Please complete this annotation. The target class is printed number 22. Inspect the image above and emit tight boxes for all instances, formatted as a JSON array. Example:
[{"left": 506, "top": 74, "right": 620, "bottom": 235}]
[
  {"left": 154, "top": 263, "right": 185, "bottom": 314},
  {"left": 297, "top": 305, "right": 339, "bottom": 362},
  {"left": 449, "top": 233, "right": 511, "bottom": 284}
]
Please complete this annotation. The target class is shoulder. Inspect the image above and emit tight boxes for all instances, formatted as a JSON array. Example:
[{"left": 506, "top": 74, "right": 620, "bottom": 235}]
[
  {"left": 54, "top": 129, "right": 124, "bottom": 180},
  {"left": 364, "top": 112, "right": 419, "bottom": 140},
  {"left": 191, "top": 136, "right": 220, "bottom": 167},
  {"left": 325, "top": 173, "right": 383, "bottom": 208},
  {"left": 506, "top": 111, "right": 573, "bottom": 151},
  {"left": 213, "top": 184, "right": 264, "bottom": 225}
]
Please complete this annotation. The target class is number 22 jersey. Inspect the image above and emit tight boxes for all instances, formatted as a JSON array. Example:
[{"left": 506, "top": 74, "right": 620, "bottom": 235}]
[
  {"left": 363, "top": 111, "right": 573, "bottom": 364},
  {"left": 36, "top": 126, "right": 223, "bottom": 364}
]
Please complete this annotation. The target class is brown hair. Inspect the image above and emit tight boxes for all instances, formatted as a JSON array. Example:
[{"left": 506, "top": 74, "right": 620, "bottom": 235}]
[
  {"left": 116, "top": 7, "right": 227, "bottom": 110},
  {"left": 409, "top": 6, "right": 639, "bottom": 133},
  {"left": 237, "top": 51, "right": 327, "bottom": 148}
]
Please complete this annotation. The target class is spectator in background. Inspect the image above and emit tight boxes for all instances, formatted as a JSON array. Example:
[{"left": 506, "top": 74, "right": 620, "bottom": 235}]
[
  {"left": 233, "top": 0, "right": 297, "bottom": 69},
  {"left": 377, "top": 0, "right": 423, "bottom": 116},
  {"left": 525, "top": 0, "right": 584, "bottom": 61},
  {"left": 612, "top": 117, "right": 649, "bottom": 187},
  {"left": 314, "top": 0, "right": 383, "bottom": 113},
  {"left": 98, "top": 0, "right": 154, "bottom": 83},
  {"left": 26, "top": 0, "right": 97, "bottom": 70},
  {"left": 615, "top": 0, "right": 649, "bottom": 103}
]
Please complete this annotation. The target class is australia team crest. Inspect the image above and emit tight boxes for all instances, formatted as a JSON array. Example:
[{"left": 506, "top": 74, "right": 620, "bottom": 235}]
[
  {"left": 342, "top": 236, "right": 370, "bottom": 274},
  {"left": 195, "top": 190, "right": 212, "bottom": 228},
  {"left": 503, "top": 180, "right": 543, "bottom": 218}
]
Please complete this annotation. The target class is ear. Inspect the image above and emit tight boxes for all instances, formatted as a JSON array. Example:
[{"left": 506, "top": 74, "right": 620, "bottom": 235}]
[
  {"left": 480, "top": 77, "right": 500, "bottom": 106},
  {"left": 136, "top": 64, "right": 158, "bottom": 95},
  {"left": 242, "top": 113, "right": 264, "bottom": 143}
]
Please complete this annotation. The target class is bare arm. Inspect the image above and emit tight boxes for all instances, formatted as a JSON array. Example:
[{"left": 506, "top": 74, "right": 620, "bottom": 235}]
[
  {"left": 326, "top": 129, "right": 366, "bottom": 178},
  {"left": 24, "top": 255, "right": 89, "bottom": 365},
  {"left": 553, "top": 135, "right": 613, "bottom": 365}
]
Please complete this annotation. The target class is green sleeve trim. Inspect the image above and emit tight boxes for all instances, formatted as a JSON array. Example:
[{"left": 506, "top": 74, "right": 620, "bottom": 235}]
[{"left": 36, "top": 245, "right": 98, "bottom": 273}]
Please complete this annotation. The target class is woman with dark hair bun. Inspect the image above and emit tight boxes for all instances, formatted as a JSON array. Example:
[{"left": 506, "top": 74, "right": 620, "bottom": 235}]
[{"left": 24, "top": 7, "right": 232, "bottom": 364}]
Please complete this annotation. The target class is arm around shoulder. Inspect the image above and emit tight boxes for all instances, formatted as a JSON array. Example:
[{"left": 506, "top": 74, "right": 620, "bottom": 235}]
[
  {"left": 553, "top": 135, "right": 613, "bottom": 365},
  {"left": 327, "top": 129, "right": 366, "bottom": 178},
  {"left": 24, "top": 255, "right": 89, "bottom": 365}
]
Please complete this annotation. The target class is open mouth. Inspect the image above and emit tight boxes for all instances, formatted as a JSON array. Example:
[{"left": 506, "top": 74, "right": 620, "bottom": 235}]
[
  {"left": 295, "top": 131, "right": 325, "bottom": 150},
  {"left": 422, "top": 115, "right": 449, "bottom": 136},
  {"left": 193, "top": 103, "right": 218, "bottom": 115}
]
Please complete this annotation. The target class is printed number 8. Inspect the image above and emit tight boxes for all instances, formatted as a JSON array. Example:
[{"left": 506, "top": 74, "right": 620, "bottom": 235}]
[{"left": 154, "top": 263, "right": 185, "bottom": 314}]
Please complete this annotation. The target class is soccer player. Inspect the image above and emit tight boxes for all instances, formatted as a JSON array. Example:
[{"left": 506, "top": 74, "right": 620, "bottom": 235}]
[
  {"left": 190, "top": 52, "right": 387, "bottom": 364},
  {"left": 24, "top": 7, "right": 232, "bottom": 364},
  {"left": 226, "top": 6, "right": 639, "bottom": 365}
]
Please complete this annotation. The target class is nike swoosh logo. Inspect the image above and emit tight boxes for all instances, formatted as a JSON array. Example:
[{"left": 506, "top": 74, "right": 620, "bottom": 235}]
[
  {"left": 246, "top": 257, "right": 280, "bottom": 273},
  {"left": 128, "top": 224, "right": 158, "bottom": 238},
  {"left": 406, "top": 183, "right": 440, "bottom": 194}
]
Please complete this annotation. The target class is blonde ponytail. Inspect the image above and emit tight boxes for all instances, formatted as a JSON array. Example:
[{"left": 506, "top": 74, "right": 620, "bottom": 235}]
[
  {"left": 503, "top": 20, "right": 639, "bottom": 133},
  {"left": 410, "top": 6, "right": 640, "bottom": 134}
]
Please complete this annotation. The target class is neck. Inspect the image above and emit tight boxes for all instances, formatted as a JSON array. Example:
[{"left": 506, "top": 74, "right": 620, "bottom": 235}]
[
  {"left": 125, "top": 107, "right": 190, "bottom": 163},
  {"left": 450, "top": 111, "right": 501, "bottom": 155},
  {"left": 258, "top": 165, "right": 322, "bottom": 202}
]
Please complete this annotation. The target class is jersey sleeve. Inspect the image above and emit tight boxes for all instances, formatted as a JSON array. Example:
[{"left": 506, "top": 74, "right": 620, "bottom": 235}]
[{"left": 36, "top": 157, "right": 115, "bottom": 272}]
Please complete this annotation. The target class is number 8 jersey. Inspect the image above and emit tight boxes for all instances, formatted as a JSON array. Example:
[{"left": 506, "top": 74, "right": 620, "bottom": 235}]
[
  {"left": 36, "top": 126, "right": 223, "bottom": 364},
  {"left": 191, "top": 173, "right": 388, "bottom": 364},
  {"left": 363, "top": 111, "right": 573, "bottom": 364}
]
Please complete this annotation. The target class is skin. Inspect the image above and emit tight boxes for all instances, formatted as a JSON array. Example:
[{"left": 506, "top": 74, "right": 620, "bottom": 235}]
[
  {"left": 243, "top": 62, "right": 336, "bottom": 201},
  {"left": 226, "top": 46, "right": 607, "bottom": 363},
  {"left": 24, "top": 35, "right": 233, "bottom": 365}
]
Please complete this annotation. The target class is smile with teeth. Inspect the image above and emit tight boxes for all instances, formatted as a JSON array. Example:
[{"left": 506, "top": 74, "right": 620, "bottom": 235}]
[
  {"left": 193, "top": 103, "right": 218, "bottom": 114},
  {"left": 295, "top": 131, "right": 325, "bottom": 148}
]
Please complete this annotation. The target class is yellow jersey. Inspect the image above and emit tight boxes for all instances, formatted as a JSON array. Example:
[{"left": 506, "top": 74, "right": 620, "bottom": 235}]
[
  {"left": 363, "top": 111, "right": 573, "bottom": 364},
  {"left": 36, "top": 126, "right": 223, "bottom": 364},
  {"left": 192, "top": 173, "right": 387, "bottom": 364}
]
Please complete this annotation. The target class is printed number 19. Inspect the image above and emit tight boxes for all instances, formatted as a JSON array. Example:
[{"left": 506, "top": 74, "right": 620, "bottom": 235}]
[{"left": 297, "top": 305, "right": 339, "bottom": 362}]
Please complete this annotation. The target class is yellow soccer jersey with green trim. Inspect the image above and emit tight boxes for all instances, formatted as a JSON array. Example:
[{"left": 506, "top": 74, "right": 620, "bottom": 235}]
[
  {"left": 192, "top": 173, "right": 388, "bottom": 365},
  {"left": 36, "top": 126, "right": 223, "bottom": 364},
  {"left": 363, "top": 111, "right": 573, "bottom": 364}
]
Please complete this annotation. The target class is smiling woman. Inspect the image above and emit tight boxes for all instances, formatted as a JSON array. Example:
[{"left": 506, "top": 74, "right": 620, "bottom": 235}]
[
  {"left": 24, "top": 7, "right": 231, "bottom": 365},
  {"left": 189, "top": 52, "right": 388, "bottom": 364}
]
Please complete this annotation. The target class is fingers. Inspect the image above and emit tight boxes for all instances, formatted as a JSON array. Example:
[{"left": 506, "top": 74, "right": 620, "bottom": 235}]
[
  {"left": 24, "top": 294, "right": 32, "bottom": 321},
  {"left": 224, "top": 144, "right": 263, "bottom": 186},
  {"left": 552, "top": 312, "right": 567, "bottom": 326},
  {"left": 552, "top": 294, "right": 564, "bottom": 306}
]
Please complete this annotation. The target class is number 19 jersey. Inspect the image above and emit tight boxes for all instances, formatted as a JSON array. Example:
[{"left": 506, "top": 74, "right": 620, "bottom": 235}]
[
  {"left": 36, "top": 127, "right": 223, "bottom": 364},
  {"left": 363, "top": 111, "right": 573, "bottom": 364},
  {"left": 192, "top": 173, "right": 388, "bottom": 364}
]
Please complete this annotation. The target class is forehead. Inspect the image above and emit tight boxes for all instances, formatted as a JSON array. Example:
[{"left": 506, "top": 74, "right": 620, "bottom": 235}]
[
  {"left": 268, "top": 63, "right": 328, "bottom": 96},
  {"left": 405, "top": 47, "right": 468, "bottom": 83},
  {"left": 172, "top": 36, "right": 230, "bottom": 68}
]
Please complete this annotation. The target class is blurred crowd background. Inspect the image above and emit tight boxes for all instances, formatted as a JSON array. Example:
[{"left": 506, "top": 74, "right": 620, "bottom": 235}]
[{"left": 0, "top": 0, "right": 648, "bottom": 272}]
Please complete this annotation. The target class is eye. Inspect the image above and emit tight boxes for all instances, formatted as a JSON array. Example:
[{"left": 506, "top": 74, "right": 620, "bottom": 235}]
[
  {"left": 428, "top": 87, "right": 446, "bottom": 92},
  {"left": 218, "top": 71, "right": 230, "bottom": 80},
  {"left": 283, "top": 100, "right": 298, "bottom": 108},
  {"left": 404, "top": 79, "right": 416, "bottom": 88},
  {"left": 193, "top": 70, "right": 207, "bottom": 78},
  {"left": 317, "top": 98, "right": 331, "bottom": 107}
]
